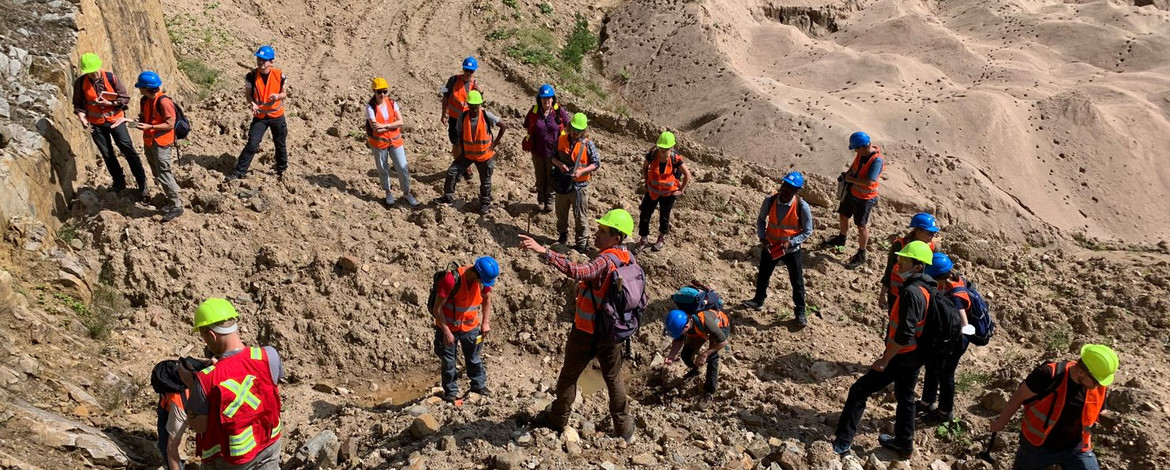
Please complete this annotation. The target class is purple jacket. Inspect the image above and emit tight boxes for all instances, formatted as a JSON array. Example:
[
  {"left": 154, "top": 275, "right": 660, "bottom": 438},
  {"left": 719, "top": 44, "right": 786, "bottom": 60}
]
[{"left": 524, "top": 104, "right": 571, "bottom": 159}]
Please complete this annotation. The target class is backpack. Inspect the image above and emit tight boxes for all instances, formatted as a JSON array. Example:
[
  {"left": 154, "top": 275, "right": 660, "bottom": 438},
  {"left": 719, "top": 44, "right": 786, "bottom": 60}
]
[
  {"left": 150, "top": 359, "right": 185, "bottom": 395},
  {"left": 592, "top": 253, "right": 648, "bottom": 345},
  {"left": 950, "top": 278, "right": 994, "bottom": 346},
  {"left": 426, "top": 262, "right": 461, "bottom": 313},
  {"left": 918, "top": 284, "right": 964, "bottom": 354},
  {"left": 673, "top": 280, "right": 724, "bottom": 314},
  {"left": 156, "top": 95, "right": 190, "bottom": 140}
]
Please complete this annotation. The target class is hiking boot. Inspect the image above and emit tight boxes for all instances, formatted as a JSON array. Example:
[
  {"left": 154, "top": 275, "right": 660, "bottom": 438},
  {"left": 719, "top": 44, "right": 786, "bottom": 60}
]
[
  {"left": 620, "top": 423, "right": 636, "bottom": 444},
  {"left": 556, "top": 233, "right": 568, "bottom": 245},
  {"left": 441, "top": 393, "right": 458, "bottom": 403},
  {"left": 831, "top": 437, "right": 851, "bottom": 455},
  {"left": 160, "top": 207, "right": 184, "bottom": 223},
  {"left": 470, "top": 387, "right": 492, "bottom": 397},
  {"left": 846, "top": 250, "right": 867, "bottom": 269},
  {"left": 384, "top": 194, "right": 396, "bottom": 206},
  {"left": 224, "top": 173, "right": 244, "bottom": 182},
  {"left": 822, "top": 234, "right": 847, "bottom": 248},
  {"left": 794, "top": 311, "right": 808, "bottom": 327},
  {"left": 878, "top": 434, "right": 913, "bottom": 459},
  {"left": 742, "top": 299, "right": 764, "bottom": 311},
  {"left": 636, "top": 237, "right": 649, "bottom": 250},
  {"left": 404, "top": 194, "right": 419, "bottom": 207},
  {"left": 138, "top": 188, "right": 151, "bottom": 202},
  {"left": 651, "top": 235, "right": 667, "bottom": 252},
  {"left": 683, "top": 368, "right": 700, "bottom": 379},
  {"left": 435, "top": 195, "right": 455, "bottom": 205},
  {"left": 479, "top": 203, "right": 492, "bottom": 215},
  {"left": 528, "top": 411, "right": 564, "bottom": 433},
  {"left": 922, "top": 408, "right": 953, "bottom": 425},
  {"left": 540, "top": 202, "right": 552, "bottom": 213}
]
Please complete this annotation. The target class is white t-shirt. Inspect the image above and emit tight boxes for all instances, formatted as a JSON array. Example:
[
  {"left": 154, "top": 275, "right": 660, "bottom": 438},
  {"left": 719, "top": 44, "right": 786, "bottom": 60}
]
[{"left": 366, "top": 100, "right": 401, "bottom": 121}]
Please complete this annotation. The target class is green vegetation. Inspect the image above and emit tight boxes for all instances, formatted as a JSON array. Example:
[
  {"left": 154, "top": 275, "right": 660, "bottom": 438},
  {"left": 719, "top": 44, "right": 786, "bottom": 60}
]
[
  {"left": 487, "top": 27, "right": 516, "bottom": 41},
  {"left": 178, "top": 57, "right": 221, "bottom": 96},
  {"left": 56, "top": 220, "right": 78, "bottom": 245},
  {"left": 539, "top": 2, "right": 553, "bottom": 14},
  {"left": 1045, "top": 328, "right": 1071, "bottom": 352},
  {"left": 502, "top": 0, "right": 517, "bottom": 8},
  {"left": 164, "top": 12, "right": 229, "bottom": 97},
  {"left": 619, "top": 68, "right": 632, "bottom": 84},
  {"left": 935, "top": 417, "right": 972, "bottom": 446},
  {"left": 496, "top": 15, "right": 605, "bottom": 101},
  {"left": 55, "top": 285, "right": 128, "bottom": 340},
  {"left": 560, "top": 14, "right": 598, "bottom": 71},
  {"left": 955, "top": 371, "right": 991, "bottom": 393}
]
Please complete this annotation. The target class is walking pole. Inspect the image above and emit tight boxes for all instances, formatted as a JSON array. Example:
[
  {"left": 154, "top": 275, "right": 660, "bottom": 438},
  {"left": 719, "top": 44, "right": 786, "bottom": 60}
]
[{"left": 977, "top": 432, "right": 997, "bottom": 464}]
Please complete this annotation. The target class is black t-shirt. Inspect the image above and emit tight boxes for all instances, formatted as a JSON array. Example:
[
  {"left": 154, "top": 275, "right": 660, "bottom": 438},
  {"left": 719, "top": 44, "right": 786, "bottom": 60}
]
[{"left": 1024, "top": 362, "right": 1086, "bottom": 450}]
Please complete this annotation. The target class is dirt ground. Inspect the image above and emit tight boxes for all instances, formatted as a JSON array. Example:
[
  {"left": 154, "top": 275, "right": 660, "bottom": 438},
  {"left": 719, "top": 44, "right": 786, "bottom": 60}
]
[{"left": 1, "top": 0, "right": 1168, "bottom": 469}]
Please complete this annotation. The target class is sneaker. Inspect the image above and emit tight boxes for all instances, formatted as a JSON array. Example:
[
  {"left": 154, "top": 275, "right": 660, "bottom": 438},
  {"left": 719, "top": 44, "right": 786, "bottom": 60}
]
[
  {"left": 479, "top": 203, "right": 492, "bottom": 215},
  {"left": 556, "top": 233, "right": 568, "bottom": 245},
  {"left": 384, "top": 194, "right": 396, "bottom": 206},
  {"left": 528, "top": 411, "right": 564, "bottom": 433},
  {"left": 441, "top": 393, "right": 458, "bottom": 403},
  {"left": 831, "top": 437, "right": 851, "bottom": 455},
  {"left": 651, "top": 236, "right": 666, "bottom": 252},
  {"left": 539, "top": 203, "right": 552, "bottom": 213},
  {"left": 160, "top": 207, "right": 184, "bottom": 223},
  {"left": 742, "top": 299, "right": 764, "bottom": 310},
  {"left": 878, "top": 434, "right": 913, "bottom": 459},
  {"left": 636, "top": 237, "right": 649, "bottom": 250},
  {"left": 846, "top": 250, "right": 867, "bottom": 269},
  {"left": 620, "top": 423, "right": 636, "bottom": 444},
  {"left": 822, "top": 234, "right": 847, "bottom": 248},
  {"left": 435, "top": 195, "right": 455, "bottom": 205},
  {"left": 404, "top": 194, "right": 420, "bottom": 207},
  {"left": 224, "top": 173, "right": 243, "bottom": 182},
  {"left": 922, "top": 409, "right": 953, "bottom": 425},
  {"left": 470, "top": 387, "right": 492, "bottom": 397}
]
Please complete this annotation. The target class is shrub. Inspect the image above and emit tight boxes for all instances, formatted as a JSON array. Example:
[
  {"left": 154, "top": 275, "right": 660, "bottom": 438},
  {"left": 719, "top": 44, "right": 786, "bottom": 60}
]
[{"left": 560, "top": 14, "right": 598, "bottom": 71}]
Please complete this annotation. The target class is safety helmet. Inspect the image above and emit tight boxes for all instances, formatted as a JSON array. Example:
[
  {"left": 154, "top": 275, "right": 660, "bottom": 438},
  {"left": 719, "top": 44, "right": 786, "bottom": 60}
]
[
  {"left": 474, "top": 256, "right": 500, "bottom": 287},
  {"left": 371, "top": 77, "right": 389, "bottom": 90},
  {"left": 192, "top": 298, "right": 239, "bottom": 333},
  {"left": 537, "top": 84, "right": 555, "bottom": 98},
  {"left": 596, "top": 209, "right": 634, "bottom": 236},
  {"left": 1079, "top": 344, "right": 1118, "bottom": 386},
  {"left": 665, "top": 309, "right": 689, "bottom": 339},
  {"left": 255, "top": 45, "right": 276, "bottom": 61},
  {"left": 79, "top": 53, "right": 102, "bottom": 75},
  {"left": 462, "top": 56, "right": 479, "bottom": 72},
  {"left": 781, "top": 171, "right": 804, "bottom": 189},
  {"left": 466, "top": 90, "right": 484, "bottom": 105},
  {"left": 924, "top": 253, "right": 953, "bottom": 278},
  {"left": 894, "top": 240, "right": 933, "bottom": 265},
  {"left": 910, "top": 212, "right": 940, "bottom": 233},
  {"left": 135, "top": 71, "right": 162, "bottom": 89},
  {"left": 656, "top": 131, "right": 676, "bottom": 149},
  {"left": 570, "top": 113, "right": 588, "bottom": 131},
  {"left": 848, "top": 131, "right": 871, "bottom": 150}
]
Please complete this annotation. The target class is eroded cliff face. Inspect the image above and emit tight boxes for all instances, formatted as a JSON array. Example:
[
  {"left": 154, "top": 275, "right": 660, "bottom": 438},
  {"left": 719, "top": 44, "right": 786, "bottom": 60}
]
[{"left": 0, "top": 0, "right": 185, "bottom": 234}]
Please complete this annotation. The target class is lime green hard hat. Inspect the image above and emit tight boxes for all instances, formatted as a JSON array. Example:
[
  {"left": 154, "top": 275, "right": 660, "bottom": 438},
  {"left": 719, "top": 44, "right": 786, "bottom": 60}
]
[
  {"left": 80, "top": 53, "right": 102, "bottom": 75},
  {"left": 1080, "top": 344, "right": 1119, "bottom": 386},
  {"left": 656, "top": 131, "right": 676, "bottom": 149},
  {"left": 192, "top": 298, "right": 239, "bottom": 332},
  {"left": 570, "top": 113, "right": 588, "bottom": 131},
  {"left": 597, "top": 209, "right": 635, "bottom": 236},
  {"left": 894, "top": 240, "right": 933, "bottom": 265},
  {"left": 466, "top": 90, "right": 484, "bottom": 105}
]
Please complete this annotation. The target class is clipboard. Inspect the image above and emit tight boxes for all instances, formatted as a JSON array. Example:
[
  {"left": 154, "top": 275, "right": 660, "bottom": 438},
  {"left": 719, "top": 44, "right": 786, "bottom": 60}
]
[{"left": 99, "top": 91, "right": 118, "bottom": 101}]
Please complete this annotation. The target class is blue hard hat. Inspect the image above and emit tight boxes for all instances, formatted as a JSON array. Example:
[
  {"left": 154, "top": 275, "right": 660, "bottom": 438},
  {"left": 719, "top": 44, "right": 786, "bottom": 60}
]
[
  {"left": 909, "top": 212, "right": 941, "bottom": 233},
  {"left": 462, "top": 56, "right": 479, "bottom": 71},
  {"left": 665, "top": 309, "right": 689, "bottom": 339},
  {"left": 255, "top": 45, "right": 276, "bottom": 61},
  {"left": 473, "top": 256, "right": 499, "bottom": 287},
  {"left": 781, "top": 171, "right": 804, "bottom": 189},
  {"left": 848, "top": 131, "right": 871, "bottom": 150},
  {"left": 135, "top": 71, "right": 162, "bottom": 89},
  {"left": 925, "top": 253, "right": 954, "bottom": 278},
  {"left": 537, "top": 84, "right": 555, "bottom": 98}
]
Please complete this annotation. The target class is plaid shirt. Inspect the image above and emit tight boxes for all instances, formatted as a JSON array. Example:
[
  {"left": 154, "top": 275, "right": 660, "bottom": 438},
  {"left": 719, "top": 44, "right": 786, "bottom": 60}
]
[{"left": 543, "top": 246, "right": 628, "bottom": 286}]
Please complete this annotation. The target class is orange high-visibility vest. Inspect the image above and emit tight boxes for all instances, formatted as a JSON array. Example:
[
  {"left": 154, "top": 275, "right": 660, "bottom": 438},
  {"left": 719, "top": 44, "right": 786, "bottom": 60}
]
[
  {"left": 460, "top": 110, "right": 494, "bottom": 162},
  {"left": 886, "top": 285, "right": 928, "bottom": 354},
  {"left": 438, "top": 266, "right": 484, "bottom": 333},
  {"left": 556, "top": 131, "right": 592, "bottom": 182},
  {"left": 251, "top": 68, "right": 284, "bottom": 119},
  {"left": 646, "top": 150, "right": 681, "bottom": 199},
  {"left": 445, "top": 75, "right": 477, "bottom": 118},
  {"left": 847, "top": 147, "right": 883, "bottom": 200},
  {"left": 765, "top": 194, "right": 802, "bottom": 259},
  {"left": 574, "top": 248, "right": 632, "bottom": 334},
  {"left": 82, "top": 72, "right": 125, "bottom": 125},
  {"left": 684, "top": 310, "right": 730, "bottom": 342},
  {"left": 367, "top": 97, "right": 404, "bottom": 150},
  {"left": 1021, "top": 361, "right": 1106, "bottom": 451},
  {"left": 142, "top": 94, "right": 176, "bottom": 148}
]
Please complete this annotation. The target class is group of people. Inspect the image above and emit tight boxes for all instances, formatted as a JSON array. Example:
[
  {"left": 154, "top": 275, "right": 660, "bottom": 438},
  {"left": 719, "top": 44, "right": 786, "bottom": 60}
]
[{"left": 103, "top": 47, "right": 1120, "bottom": 470}]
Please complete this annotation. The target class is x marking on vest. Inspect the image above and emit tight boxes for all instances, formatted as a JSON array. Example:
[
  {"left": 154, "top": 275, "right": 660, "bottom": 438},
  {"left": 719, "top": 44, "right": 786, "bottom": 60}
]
[{"left": 220, "top": 375, "right": 261, "bottom": 418}]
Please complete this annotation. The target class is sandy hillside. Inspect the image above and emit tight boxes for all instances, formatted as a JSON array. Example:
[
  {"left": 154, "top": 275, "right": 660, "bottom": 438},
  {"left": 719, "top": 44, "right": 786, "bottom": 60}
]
[{"left": 601, "top": 0, "right": 1170, "bottom": 244}]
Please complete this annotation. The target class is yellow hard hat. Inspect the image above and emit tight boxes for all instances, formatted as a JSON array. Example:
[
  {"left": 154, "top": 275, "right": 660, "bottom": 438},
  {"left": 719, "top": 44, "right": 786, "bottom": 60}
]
[
  {"left": 80, "top": 53, "right": 102, "bottom": 75},
  {"left": 467, "top": 90, "right": 484, "bottom": 105},
  {"left": 192, "top": 298, "right": 239, "bottom": 332},
  {"left": 894, "top": 240, "right": 933, "bottom": 265},
  {"left": 371, "top": 77, "right": 389, "bottom": 90},
  {"left": 656, "top": 131, "right": 676, "bottom": 149},
  {"left": 1080, "top": 344, "right": 1119, "bottom": 386},
  {"left": 597, "top": 209, "right": 635, "bottom": 236}
]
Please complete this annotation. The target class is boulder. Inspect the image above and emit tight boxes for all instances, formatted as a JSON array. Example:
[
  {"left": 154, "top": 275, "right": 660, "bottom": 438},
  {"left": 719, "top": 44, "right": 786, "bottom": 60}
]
[
  {"left": 842, "top": 455, "right": 864, "bottom": 470},
  {"left": 293, "top": 429, "right": 339, "bottom": 469},
  {"left": 979, "top": 391, "right": 1008, "bottom": 413},
  {"left": 13, "top": 400, "right": 130, "bottom": 467},
  {"left": 409, "top": 414, "right": 440, "bottom": 438},
  {"left": 929, "top": 460, "right": 951, "bottom": 470}
]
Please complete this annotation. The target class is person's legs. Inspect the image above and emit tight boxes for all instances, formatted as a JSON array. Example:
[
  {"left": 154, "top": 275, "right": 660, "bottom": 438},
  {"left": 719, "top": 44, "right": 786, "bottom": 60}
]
[
  {"left": 680, "top": 343, "right": 697, "bottom": 369},
  {"left": 658, "top": 195, "right": 677, "bottom": 236},
  {"left": 150, "top": 146, "right": 183, "bottom": 210},
  {"left": 921, "top": 356, "right": 942, "bottom": 408},
  {"left": 389, "top": 146, "right": 413, "bottom": 196},
  {"left": 572, "top": 186, "right": 589, "bottom": 246},
  {"left": 890, "top": 353, "right": 924, "bottom": 448},
  {"left": 442, "top": 157, "right": 473, "bottom": 200},
  {"left": 858, "top": 224, "right": 870, "bottom": 252},
  {"left": 555, "top": 192, "right": 572, "bottom": 241},
  {"left": 703, "top": 351, "right": 720, "bottom": 393},
  {"left": 1059, "top": 449, "right": 1102, "bottom": 470},
  {"left": 551, "top": 329, "right": 595, "bottom": 428},
  {"left": 533, "top": 154, "right": 551, "bottom": 205},
  {"left": 476, "top": 158, "right": 494, "bottom": 206},
  {"left": 232, "top": 118, "right": 269, "bottom": 177},
  {"left": 781, "top": 249, "right": 806, "bottom": 317},
  {"left": 271, "top": 116, "right": 289, "bottom": 174},
  {"left": 1012, "top": 436, "right": 1064, "bottom": 470},
  {"left": 834, "top": 368, "right": 897, "bottom": 445},
  {"left": 371, "top": 147, "right": 392, "bottom": 195},
  {"left": 433, "top": 328, "right": 459, "bottom": 398},
  {"left": 596, "top": 340, "right": 632, "bottom": 438},
  {"left": 752, "top": 248, "right": 781, "bottom": 303},
  {"left": 92, "top": 125, "right": 126, "bottom": 189},
  {"left": 110, "top": 123, "right": 147, "bottom": 190},
  {"left": 155, "top": 405, "right": 169, "bottom": 458},
  {"left": 460, "top": 328, "right": 487, "bottom": 392},
  {"left": 638, "top": 194, "right": 658, "bottom": 239},
  {"left": 937, "top": 342, "right": 968, "bottom": 415}
]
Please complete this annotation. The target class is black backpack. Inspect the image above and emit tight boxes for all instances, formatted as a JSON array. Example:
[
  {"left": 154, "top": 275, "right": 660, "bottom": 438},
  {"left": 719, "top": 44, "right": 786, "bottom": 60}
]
[
  {"left": 156, "top": 95, "right": 191, "bottom": 140},
  {"left": 919, "top": 284, "right": 964, "bottom": 354},
  {"left": 426, "top": 263, "right": 462, "bottom": 313},
  {"left": 150, "top": 359, "right": 185, "bottom": 395}
]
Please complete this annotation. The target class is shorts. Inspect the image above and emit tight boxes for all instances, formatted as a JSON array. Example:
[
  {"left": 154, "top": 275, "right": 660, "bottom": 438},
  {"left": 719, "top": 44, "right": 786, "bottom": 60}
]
[
  {"left": 836, "top": 193, "right": 877, "bottom": 226},
  {"left": 447, "top": 118, "right": 459, "bottom": 145}
]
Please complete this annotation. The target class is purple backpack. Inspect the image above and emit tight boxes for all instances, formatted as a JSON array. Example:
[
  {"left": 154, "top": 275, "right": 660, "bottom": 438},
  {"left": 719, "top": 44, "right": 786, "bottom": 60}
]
[{"left": 593, "top": 253, "right": 648, "bottom": 345}]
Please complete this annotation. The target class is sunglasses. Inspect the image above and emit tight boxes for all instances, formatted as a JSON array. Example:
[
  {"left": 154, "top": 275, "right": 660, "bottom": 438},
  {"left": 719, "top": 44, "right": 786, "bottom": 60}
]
[{"left": 376, "top": 90, "right": 389, "bottom": 95}]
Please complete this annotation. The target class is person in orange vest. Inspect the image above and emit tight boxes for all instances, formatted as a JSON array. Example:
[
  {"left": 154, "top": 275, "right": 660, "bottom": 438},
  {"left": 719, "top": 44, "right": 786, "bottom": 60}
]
[
  {"left": 742, "top": 172, "right": 814, "bottom": 326},
  {"left": 878, "top": 213, "right": 940, "bottom": 309},
  {"left": 990, "top": 345, "right": 1118, "bottom": 470},
  {"left": 440, "top": 57, "right": 482, "bottom": 182},
  {"left": 430, "top": 256, "right": 498, "bottom": 402},
  {"left": 184, "top": 299, "right": 284, "bottom": 470},
  {"left": 522, "top": 84, "right": 570, "bottom": 213},
  {"left": 550, "top": 113, "right": 600, "bottom": 252},
  {"left": 833, "top": 241, "right": 934, "bottom": 458},
  {"left": 636, "top": 132, "right": 692, "bottom": 252},
  {"left": 226, "top": 46, "right": 290, "bottom": 182},
  {"left": 518, "top": 209, "right": 638, "bottom": 443},
  {"left": 72, "top": 53, "right": 148, "bottom": 197},
  {"left": 438, "top": 90, "right": 507, "bottom": 214},
  {"left": 663, "top": 286, "right": 732, "bottom": 394},
  {"left": 365, "top": 77, "right": 418, "bottom": 207},
  {"left": 151, "top": 359, "right": 192, "bottom": 470},
  {"left": 823, "top": 131, "right": 884, "bottom": 269},
  {"left": 131, "top": 71, "right": 184, "bottom": 222}
]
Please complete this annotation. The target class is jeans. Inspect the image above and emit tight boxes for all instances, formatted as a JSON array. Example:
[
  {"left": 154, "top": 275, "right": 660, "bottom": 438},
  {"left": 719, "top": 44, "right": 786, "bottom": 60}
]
[
  {"left": 550, "top": 328, "right": 632, "bottom": 437},
  {"left": 232, "top": 116, "right": 288, "bottom": 177},
  {"left": 1012, "top": 437, "right": 1100, "bottom": 470},
  {"left": 752, "top": 248, "right": 806, "bottom": 315},
  {"left": 555, "top": 186, "right": 589, "bottom": 244},
  {"left": 834, "top": 352, "right": 924, "bottom": 449},
  {"left": 144, "top": 145, "right": 183, "bottom": 210},
  {"left": 443, "top": 156, "right": 494, "bottom": 205},
  {"left": 638, "top": 193, "right": 676, "bottom": 237},
  {"left": 433, "top": 327, "right": 486, "bottom": 398},
  {"left": 91, "top": 122, "right": 146, "bottom": 190},
  {"left": 922, "top": 339, "right": 969, "bottom": 414},
  {"left": 680, "top": 342, "right": 720, "bottom": 393},
  {"left": 371, "top": 146, "right": 412, "bottom": 196},
  {"left": 203, "top": 439, "right": 281, "bottom": 470},
  {"left": 532, "top": 153, "right": 552, "bottom": 205}
]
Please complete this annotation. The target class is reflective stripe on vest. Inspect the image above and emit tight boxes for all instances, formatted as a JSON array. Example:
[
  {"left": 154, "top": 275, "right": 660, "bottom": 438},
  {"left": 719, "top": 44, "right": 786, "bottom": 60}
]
[
  {"left": 368, "top": 97, "right": 404, "bottom": 149},
  {"left": 270, "top": 419, "right": 282, "bottom": 439},
  {"left": 445, "top": 76, "right": 475, "bottom": 118},
  {"left": 201, "top": 445, "right": 222, "bottom": 459},
  {"left": 765, "top": 194, "right": 802, "bottom": 258},
  {"left": 461, "top": 110, "right": 494, "bottom": 162},
  {"left": 574, "top": 249, "right": 631, "bottom": 334},
  {"left": 194, "top": 347, "right": 281, "bottom": 465},
  {"left": 557, "top": 132, "right": 591, "bottom": 183},
  {"left": 221, "top": 375, "right": 261, "bottom": 418},
  {"left": 252, "top": 68, "right": 284, "bottom": 118},
  {"left": 848, "top": 149, "right": 883, "bottom": 200},
  {"left": 82, "top": 73, "right": 124, "bottom": 125},
  {"left": 440, "top": 266, "right": 484, "bottom": 333},
  {"left": 886, "top": 285, "right": 928, "bottom": 353},
  {"left": 228, "top": 426, "right": 257, "bottom": 457},
  {"left": 646, "top": 150, "right": 681, "bottom": 198}
]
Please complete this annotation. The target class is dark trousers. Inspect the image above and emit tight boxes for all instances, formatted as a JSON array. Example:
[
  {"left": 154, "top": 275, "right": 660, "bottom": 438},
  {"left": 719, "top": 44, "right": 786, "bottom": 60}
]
[
  {"left": 91, "top": 122, "right": 146, "bottom": 190},
  {"left": 433, "top": 327, "right": 486, "bottom": 397},
  {"left": 551, "top": 328, "right": 632, "bottom": 436},
  {"left": 233, "top": 116, "right": 288, "bottom": 176},
  {"left": 155, "top": 405, "right": 185, "bottom": 469},
  {"left": 1013, "top": 436, "right": 1100, "bottom": 470},
  {"left": 637, "top": 193, "right": 677, "bottom": 237},
  {"left": 922, "top": 340, "right": 969, "bottom": 414},
  {"left": 532, "top": 154, "right": 552, "bottom": 205},
  {"left": 443, "top": 156, "right": 495, "bottom": 204},
  {"left": 752, "top": 248, "right": 806, "bottom": 314},
  {"left": 834, "top": 352, "right": 924, "bottom": 448},
  {"left": 680, "top": 343, "right": 720, "bottom": 393}
]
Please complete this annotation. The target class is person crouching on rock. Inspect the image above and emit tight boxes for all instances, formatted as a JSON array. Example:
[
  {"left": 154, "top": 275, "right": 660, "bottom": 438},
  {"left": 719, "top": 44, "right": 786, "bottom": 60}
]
[
  {"left": 430, "top": 256, "right": 498, "bottom": 402},
  {"left": 663, "top": 284, "right": 731, "bottom": 395}
]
